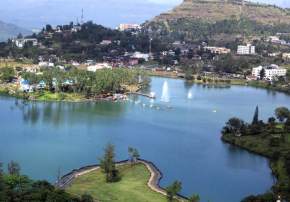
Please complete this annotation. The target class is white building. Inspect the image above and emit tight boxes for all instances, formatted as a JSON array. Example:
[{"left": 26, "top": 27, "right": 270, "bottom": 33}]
[
  {"left": 87, "top": 63, "right": 112, "bottom": 72},
  {"left": 100, "top": 40, "right": 112, "bottom": 45},
  {"left": 282, "top": 53, "right": 290, "bottom": 60},
  {"left": 38, "top": 62, "right": 54, "bottom": 67},
  {"left": 204, "top": 46, "right": 231, "bottom": 54},
  {"left": 237, "top": 44, "right": 256, "bottom": 55},
  {"left": 13, "top": 38, "right": 38, "bottom": 48},
  {"left": 132, "top": 52, "right": 150, "bottom": 61},
  {"left": 252, "top": 64, "right": 287, "bottom": 81},
  {"left": 267, "top": 36, "right": 286, "bottom": 45},
  {"left": 118, "top": 24, "right": 141, "bottom": 31},
  {"left": 24, "top": 66, "right": 39, "bottom": 73}
]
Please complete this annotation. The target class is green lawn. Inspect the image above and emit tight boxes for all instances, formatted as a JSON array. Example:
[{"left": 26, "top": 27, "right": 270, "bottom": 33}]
[
  {"left": 31, "top": 91, "right": 85, "bottom": 102},
  {"left": 67, "top": 163, "right": 169, "bottom": 202}
]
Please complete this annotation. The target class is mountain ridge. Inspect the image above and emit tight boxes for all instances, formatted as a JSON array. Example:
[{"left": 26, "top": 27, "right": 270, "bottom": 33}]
[{"left": 0, "top": 20, "right": 32, "bottom": 42}]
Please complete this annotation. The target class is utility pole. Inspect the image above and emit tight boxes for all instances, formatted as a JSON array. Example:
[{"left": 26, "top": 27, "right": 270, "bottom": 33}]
[
  {"left": 149, "top": 37, "right": 153, "bottom": 60},
  {"left": 81, "top": 8, "right": 84, "bottom": 24}
]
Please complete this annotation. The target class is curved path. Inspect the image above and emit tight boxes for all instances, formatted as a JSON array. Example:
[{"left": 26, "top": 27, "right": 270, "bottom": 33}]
[{"left": 56, "top": 159, "right": 188, "bottom": 201}]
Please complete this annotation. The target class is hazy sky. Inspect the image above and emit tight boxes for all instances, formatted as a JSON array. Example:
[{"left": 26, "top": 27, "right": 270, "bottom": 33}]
[{"left": 0, "top": 0, "right": 289, "bottom": 30}]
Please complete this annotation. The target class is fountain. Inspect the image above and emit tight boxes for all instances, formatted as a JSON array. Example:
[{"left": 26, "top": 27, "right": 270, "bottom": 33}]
[
  {"left": 187, "top": 90, "right": 193, "bottom": 99},
  {"left": 150, "top": 92, "right": 156, "bottom": 98},
  {"left": 161, "top": 80, "right": 170, "bottom": 102}
]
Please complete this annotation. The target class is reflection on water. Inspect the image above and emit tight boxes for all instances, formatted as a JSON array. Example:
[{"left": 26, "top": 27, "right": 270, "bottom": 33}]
[
  {"left": 11, "top": 100, "right": 127, "bottom": 126},
  {"left": 226, "top": 144, "right": 269, "bottom": 171}
]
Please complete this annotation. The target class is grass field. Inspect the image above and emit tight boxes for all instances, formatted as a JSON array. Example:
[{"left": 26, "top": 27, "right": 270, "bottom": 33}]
[
  {"left": 67, "top": 163, "right": 169, "bottom": 202},
  {"left": 30, "top": 91, "right": 85, "bottom": 102},
  {"left": 0, "top": 59, "right": 33, "bottom": 68}
]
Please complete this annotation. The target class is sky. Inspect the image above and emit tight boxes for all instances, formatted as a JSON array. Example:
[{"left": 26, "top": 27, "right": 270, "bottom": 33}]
[{"left": 0, "top": 0, "right": 289, "bottom": 30}]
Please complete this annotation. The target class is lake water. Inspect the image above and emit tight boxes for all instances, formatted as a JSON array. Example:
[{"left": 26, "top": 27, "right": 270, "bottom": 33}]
[{"left": 1, "top": 77, "right": 290, "bottom": 202}]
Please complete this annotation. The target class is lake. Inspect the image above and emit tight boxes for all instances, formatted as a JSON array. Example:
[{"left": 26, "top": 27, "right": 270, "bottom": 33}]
[{"left": 1, "top": 77, "right": 290, "bottom": 202}]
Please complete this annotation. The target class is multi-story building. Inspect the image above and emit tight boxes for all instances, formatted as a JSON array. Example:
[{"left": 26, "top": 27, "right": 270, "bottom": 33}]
[
  {"left": 252, "top": 64, "right": 287, "bottom": 81},
  {"left": 87, "top": 63, "right": 112, "bottom": 72},
  {"left": 13, "top": 38, "right": 38, "bottom": 48},
  {"left": 204, "top": 46, "right": 231, "bottom": 54},
  {"left": 237, "top": 44, "right": 256, "bottom": 55},
  {"left": 118, "top": 24, "right": 141, "bottom": 31}
]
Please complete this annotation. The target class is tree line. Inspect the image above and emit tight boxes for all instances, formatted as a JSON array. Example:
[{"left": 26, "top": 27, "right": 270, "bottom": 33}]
[
  {"left": 20, "top": 68, "right": 149, "bottom": 97},
  {"left": 0, "top": 161, "right": 94, "bottom": 202}
]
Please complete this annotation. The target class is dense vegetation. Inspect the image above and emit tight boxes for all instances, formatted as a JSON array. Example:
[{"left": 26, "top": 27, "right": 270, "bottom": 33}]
[
  {"left": 22, "top": 68, "right": 148, "bottom": 95},
  {"left": 0, "top": 161, "right": 93, "bottom": 202},
  {"left": 222, "top": 106, "right": 290, "bottom": 201},
  {"left": 0, "top": 22, "right": 168, "bottom": 62},
  {"left": 147, "top": 17, "right": 290, "bottom": 43}
]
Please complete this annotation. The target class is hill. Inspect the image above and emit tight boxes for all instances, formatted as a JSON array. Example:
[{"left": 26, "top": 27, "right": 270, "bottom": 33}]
[
  {"left": 0, "top": 20, "right": 32, "bottom": 42},
  {"left": 151, "top": 0, "right": 290, "bottom": 25},
  {"left": 146, "top": 0, "right": 290, "bottom": 41}
]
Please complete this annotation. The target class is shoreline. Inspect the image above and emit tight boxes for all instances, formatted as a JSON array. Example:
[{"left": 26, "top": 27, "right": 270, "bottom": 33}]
[
  {"left": 149, "top": 71, "right": 290, "bottom": 95},
  {"left": 56, "top": 159, "right": 188, "bottom": 201},
  {"left": 0, "top": 83, "right": 145, "bottom": 103},
  {"left": 1, "top": 74, "right": 289, "bottom": 103},
  {"left": 221, "top": 134, "right": 278, "bottom": 199}
]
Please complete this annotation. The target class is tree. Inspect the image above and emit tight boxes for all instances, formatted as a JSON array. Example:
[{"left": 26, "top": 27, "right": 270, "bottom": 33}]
[
  {"left": 285, "top": 118, "right": 290, "bottom": 133},
  {"left": 223, "top": 118, "right": 246, "bottom": 136},
  {"left": 0, "top": 162, "right": 5, "bottom": 201},
  {"left": 268, "top": 117, "right": 276, "bottom": 132},
  {"left": 0, "top": 67, "right": 15, "bottom": 82},
  {"left": 45, "top": 24, "right": 53, "bottom": 32},
  {"left": 128, "top": 147, "right": 140, "bottom": 163},
  {"left": 166, "top": 181, "right": 182, "bottom": 202},
  {"left": 8, "top": 161, "right": 20, "bottom": 175},
  {"left": 286, "top": 69, "right": 290, "bottom": 81},
  {"left": 81, "top": 194, "right": 94, "bottom": 202},
  {"left": 259, "top": 68, "right": 265, "bottom": 80},
  {"left": 189, "top": 194, "right": 200, "bottom": 202},
  {"left": 17, "top": 33, "right": 23, "bottom": 39},
  {"left": 252, "top": 105, "right": 259, "bottom": 125},
  {"left": 275, "top": 107, "right": 290, "bottom": 122},
  {"left": 185, "top": 68, "right": 194, "bottom": 81},
  {"left": 99, "top": 144, "right": 120, "bottom": 183}
]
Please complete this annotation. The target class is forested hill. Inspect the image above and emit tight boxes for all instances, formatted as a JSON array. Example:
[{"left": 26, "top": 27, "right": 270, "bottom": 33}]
[
  {"left": 0, "top": 20, "right": 32, "bottom": 42},
  {"left": 145, "top": 0, "right": 290, "bottom": 41}
]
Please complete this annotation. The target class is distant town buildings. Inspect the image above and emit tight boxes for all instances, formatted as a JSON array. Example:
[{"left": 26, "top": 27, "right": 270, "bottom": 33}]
[
  {"left": 100, "top": 40, "right": 112, "bottom": 45},
  {"left": 118, "top": 24, "right": 141, "bottom": 31},
  {"left": 131, "top": 52, "right": 150, "bottom": 61},
  {"left": 237, "top": 44, "right": 256, "bottom": 55},
  {"left": 12, "top": 38, "right": 38, "bottom": 48},
  {"left": 23, "top": 66, "right": 39, "bottom": 73},
  {"left": 267, "top": 36, "right": 287, "bottom": 45},
  {"left": 282, "top": 53, "right": 290, "bottom": 60},
  {"left": 268, "top": 52, "right": 281, "bottom": 57},
  {"left": 87, "top": 63, "right": 112, "bottom": 72},
  {"left": 252, "top": 64, "right": 287, "bottom": 81},
  {"left": 204, "top": 46, "right": 231, "bottom": 54},
  {"left": 38, "top": 62, "right": 54, "bottom": 67}
]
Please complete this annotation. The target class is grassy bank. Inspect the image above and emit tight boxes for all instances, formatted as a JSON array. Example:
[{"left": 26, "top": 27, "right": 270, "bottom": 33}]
[{"left": 67, "top": 163, "right": 169, "bottom": 202}]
